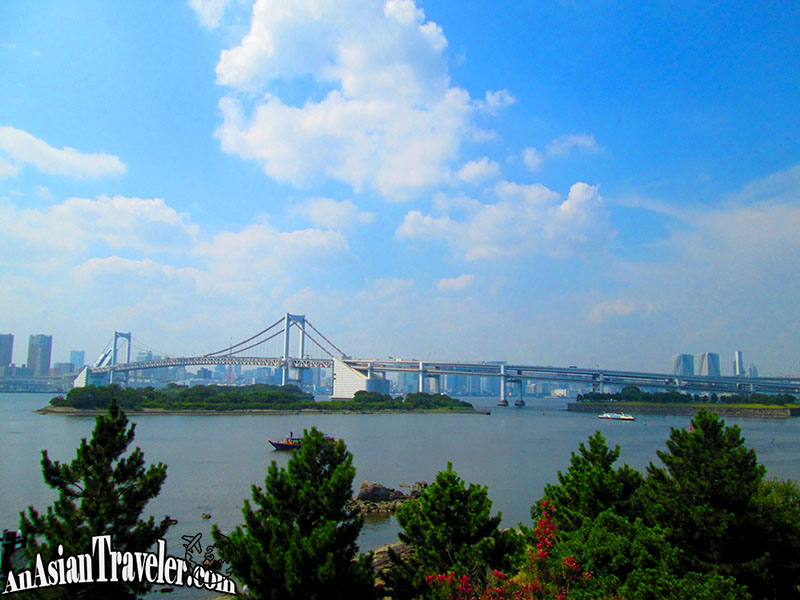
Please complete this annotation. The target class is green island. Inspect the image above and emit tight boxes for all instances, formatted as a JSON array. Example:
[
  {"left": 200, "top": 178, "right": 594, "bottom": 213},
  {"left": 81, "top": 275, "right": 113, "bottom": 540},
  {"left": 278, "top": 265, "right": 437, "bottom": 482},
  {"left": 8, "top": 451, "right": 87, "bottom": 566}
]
[
  {"left": 37, "top": 384, "right": 478, "bottom": 414},
  {"left": 570, "top": 385, "right": 800, "bottom": 418}
]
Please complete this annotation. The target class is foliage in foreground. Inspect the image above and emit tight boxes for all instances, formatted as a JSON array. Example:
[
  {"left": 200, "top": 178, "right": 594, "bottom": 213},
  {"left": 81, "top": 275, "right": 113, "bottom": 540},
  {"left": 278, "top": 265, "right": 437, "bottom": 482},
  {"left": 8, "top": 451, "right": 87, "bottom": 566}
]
[
  {"left": 386, "top": 463, "right": 521, "bottom": 599},
  {"left": 16, "top": 399, "right": 172, "bottom": 599},
  {"left": 212, "top": 427, "right": 375, "bottom": 600}
]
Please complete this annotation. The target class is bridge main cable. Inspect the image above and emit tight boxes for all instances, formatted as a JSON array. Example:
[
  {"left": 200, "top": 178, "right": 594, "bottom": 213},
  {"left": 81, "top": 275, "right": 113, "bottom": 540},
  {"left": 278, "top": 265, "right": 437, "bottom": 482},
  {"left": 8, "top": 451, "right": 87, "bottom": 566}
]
[
  {"left": 204, "top": 317, "right": 284, "bottom": 357},
  {"left": 305, "top": 318, "right": 346, "bottom": 358}
]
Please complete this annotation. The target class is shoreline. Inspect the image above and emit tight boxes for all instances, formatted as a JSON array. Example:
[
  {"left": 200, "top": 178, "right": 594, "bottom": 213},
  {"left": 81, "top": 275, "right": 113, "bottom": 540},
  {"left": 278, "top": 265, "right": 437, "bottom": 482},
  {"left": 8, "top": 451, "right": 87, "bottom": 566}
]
[
  {"left": 568, "top": 401, "right": 800, "bottom": 419},
  {"left": 34, "top": 405, "right": 490, "bottom": 416}
]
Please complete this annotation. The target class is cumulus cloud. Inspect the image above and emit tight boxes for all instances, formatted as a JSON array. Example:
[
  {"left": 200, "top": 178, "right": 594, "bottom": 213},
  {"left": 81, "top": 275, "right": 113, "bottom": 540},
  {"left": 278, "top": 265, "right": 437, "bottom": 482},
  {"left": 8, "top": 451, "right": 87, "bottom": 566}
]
[
  {"left": 0, "top": 194, "right": 197, "bottom": 255},
  {"left": 437, "top": 273, "right": 475, "bottom": 292},
  {"left": 456, "top": 157, "right": 500, "bottom": 183},
  {"left": 0, "top": 126, "right": 126, "bottom": 178},
  {"left": 547, "top": 133, "right": 600, "bottom": 157},
  {"left": 587, "top": 299, "right": 637, "bottom": 323},
  {"left": 212, "top": 0, "right": 505, "bottom": 198},
  {"left": 293, "top": 197, "right": 375, "bottom": 230},
  {"left": 188, "top": 0, "right": 233, "bottom": 28},
  {"left": 397, "top": 180, "right": 614, "bottom": 260},
  {"left": 522, "top": 147, "right": 543, "bottom": 170},
  {"left": 521, "top": 134, "right": 601, "bottom": 171},
  {"left": 476, "top": 89, "right": 517, "bottom": 113},
  {"left": 0, "top": 156, "right": 20, "bottom": 179}
]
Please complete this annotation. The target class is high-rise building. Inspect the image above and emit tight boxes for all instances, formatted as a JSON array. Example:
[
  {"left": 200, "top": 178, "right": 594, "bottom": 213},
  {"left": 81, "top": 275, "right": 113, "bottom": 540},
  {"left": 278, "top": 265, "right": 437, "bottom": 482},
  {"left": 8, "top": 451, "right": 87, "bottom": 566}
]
[
  {"left": 695, "top": 352, "right": 721, "bottom": 377},
  {"left": 733, "top": 351, "right": 744, "bottom": 376},
  {"left": 747, "top": 364, "right": 759, "bottom": 378},
  {"left": 0, "top": 333, "right": 12, "bottom": 367},
  {"left": 70, "top": 350, "right": 85, "bottom": 369},
  {"left": 27, "top": 334, "right": 53, "bottom": 376},
  {"left": 672, "top": 354, "right": 694, "bottom": 376}
]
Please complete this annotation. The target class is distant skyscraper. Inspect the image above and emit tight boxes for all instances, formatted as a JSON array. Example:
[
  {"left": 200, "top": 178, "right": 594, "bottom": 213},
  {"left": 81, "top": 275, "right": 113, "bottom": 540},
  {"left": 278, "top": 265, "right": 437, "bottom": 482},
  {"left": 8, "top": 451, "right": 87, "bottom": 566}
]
[
  {"left": 695, "top": 352, "right": 721, "bottom": 377},
  {"left": 0, "top": 333, "right": 12, "bottom": 367},
  {"left": 747, "top": 364, "right": 759, "bottom": 378},
  {"left": 27, "top": 334, "right": 53, "bottom": 376},
  {"left": 733, "top": 350, "right": 744, "bottom": 376},
  {"left": 672, "top": 354, "right": 694, "bottom": 376},
  {"left": 70, "top": 350, "right": 85, "bottom": 369}
]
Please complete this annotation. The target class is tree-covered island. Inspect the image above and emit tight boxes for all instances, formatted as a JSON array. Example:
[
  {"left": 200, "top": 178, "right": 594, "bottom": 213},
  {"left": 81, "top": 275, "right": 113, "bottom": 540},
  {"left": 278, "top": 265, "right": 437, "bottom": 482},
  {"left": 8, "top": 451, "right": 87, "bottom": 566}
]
[
  {"left": 572, "top": 385, "right": 800, "bottom": 418},
  {"left": 40, "top": 384, "right": 478, "bottom": 414}
]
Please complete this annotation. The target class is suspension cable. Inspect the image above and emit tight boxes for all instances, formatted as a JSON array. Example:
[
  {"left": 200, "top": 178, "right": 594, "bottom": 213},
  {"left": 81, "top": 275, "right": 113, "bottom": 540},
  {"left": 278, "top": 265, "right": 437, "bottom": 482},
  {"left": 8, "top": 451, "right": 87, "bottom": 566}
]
[
  {"left": 221, "top": 327, "right": 286, "bottom": 357},
  {"left": 305, "top": 319, "right": 347, "bottom": 357},
  {"left": 204, "top": 317, "right": 284, "bottom": 357}
]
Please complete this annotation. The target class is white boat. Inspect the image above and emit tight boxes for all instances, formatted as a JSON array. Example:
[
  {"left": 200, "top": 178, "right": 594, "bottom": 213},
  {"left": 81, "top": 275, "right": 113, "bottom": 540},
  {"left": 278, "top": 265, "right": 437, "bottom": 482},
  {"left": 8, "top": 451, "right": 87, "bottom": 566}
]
[{"left": 598, "top": 412, "right": 636, "bottom": 421}]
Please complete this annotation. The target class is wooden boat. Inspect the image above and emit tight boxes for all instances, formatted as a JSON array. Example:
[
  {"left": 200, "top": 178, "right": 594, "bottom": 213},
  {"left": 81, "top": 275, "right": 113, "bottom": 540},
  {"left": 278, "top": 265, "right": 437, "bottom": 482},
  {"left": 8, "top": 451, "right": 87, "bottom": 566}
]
[
  {"left": 268, "top": 436, "right": 303, "bottom": 451},
  {"left": 268, "top": 433, "right": 336, "bottom": 451}
]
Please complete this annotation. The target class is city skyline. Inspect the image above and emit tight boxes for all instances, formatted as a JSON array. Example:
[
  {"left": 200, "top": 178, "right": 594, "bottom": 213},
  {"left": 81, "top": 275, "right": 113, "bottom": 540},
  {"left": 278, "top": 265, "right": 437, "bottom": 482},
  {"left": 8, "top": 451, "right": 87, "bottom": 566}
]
[{"left": 2, "top": 2, "right": 800, "bottom": 376}]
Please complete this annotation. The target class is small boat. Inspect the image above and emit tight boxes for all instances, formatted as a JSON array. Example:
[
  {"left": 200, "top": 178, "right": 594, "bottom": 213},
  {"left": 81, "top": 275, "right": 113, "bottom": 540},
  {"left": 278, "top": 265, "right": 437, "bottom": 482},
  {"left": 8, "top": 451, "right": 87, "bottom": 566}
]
[
  {"left": 268, "top": 436, "right": 303, "bottom": 451},
  {"left": 497, "top": 399, "right": 509, "bottom": 407},
  {"left": 598, "top": 412, "right": 635, "bottom": 421},
  {"left": 268, "top": 433, "right": 336, "bottom": 451}
]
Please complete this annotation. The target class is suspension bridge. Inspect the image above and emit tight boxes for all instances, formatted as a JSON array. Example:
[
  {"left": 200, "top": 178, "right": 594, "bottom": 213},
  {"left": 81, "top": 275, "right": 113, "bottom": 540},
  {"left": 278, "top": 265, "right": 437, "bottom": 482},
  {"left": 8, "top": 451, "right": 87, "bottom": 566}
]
[{"left": 76, "top": 313, "right": 800, "bottom": 401}]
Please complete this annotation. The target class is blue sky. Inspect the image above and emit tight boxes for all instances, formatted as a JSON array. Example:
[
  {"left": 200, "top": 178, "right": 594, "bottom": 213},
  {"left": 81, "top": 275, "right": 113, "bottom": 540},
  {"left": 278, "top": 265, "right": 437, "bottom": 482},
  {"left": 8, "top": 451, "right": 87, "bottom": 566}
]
[{"left": 1, "top": 0, "right": 799, "bottom": 376}]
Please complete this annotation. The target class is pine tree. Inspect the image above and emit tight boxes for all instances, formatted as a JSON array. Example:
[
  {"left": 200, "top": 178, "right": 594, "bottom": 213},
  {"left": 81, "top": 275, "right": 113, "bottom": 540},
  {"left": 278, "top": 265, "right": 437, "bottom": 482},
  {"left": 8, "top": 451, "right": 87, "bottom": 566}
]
[
  {"left": 17, "top": 398, "right": 171, "bottom": 599},
  {"left": 212, "top": 427, "right": 375, "bottom": 600},
  {"left": 641, "top": 409, "right": 769, "bottom": 594},
  {"left": 386, "top": 462, "right": 518, "bottom": 599},
  {"left": 535, "top": 430, "right": 643, "bottom": 532}
]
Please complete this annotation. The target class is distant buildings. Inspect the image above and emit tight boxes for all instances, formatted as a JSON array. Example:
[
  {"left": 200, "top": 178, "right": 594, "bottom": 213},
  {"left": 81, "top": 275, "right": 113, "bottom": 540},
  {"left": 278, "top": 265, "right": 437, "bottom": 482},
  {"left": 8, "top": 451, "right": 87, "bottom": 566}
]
[
  {"left": 70, "top": 350, "right": 85, "bottom": 369},
  {"left": 695, "top": 353, "right": 721, "bottom": 377},
  {"left": 0, "top": 333, "right": 12, "bottom": 367},
  {"left": 27, "top": 334, "right": 53, "bottom": 376},
  {"left": 733, "top": 351, "right": 744, "bottom": 376},
  {"left": 672, "top": 354, "right": 694, "bottom": 376}
]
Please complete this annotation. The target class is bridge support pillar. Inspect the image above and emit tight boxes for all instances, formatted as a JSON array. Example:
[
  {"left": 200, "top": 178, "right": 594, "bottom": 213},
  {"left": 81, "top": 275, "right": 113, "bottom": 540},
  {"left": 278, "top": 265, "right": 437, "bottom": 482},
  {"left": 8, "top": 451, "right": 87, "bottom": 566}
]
[
  {"left": 110, "top": 331, "right": 131, "bottom": 387},
  {"left": 418, "top": 362, "right": 424, "bottom": 393},
  {"left": 513, "top": 379, "right": 525, "bottom": 407},
  {"left": 499, "top": 365, "right": 506, "bottom": 403}
]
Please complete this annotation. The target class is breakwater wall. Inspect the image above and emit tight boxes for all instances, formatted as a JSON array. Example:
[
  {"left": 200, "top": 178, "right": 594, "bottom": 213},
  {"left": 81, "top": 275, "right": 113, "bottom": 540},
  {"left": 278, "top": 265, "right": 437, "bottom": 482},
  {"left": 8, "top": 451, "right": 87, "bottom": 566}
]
[{"left": 567, "top": 402, "right": 800, "bottom": 419}]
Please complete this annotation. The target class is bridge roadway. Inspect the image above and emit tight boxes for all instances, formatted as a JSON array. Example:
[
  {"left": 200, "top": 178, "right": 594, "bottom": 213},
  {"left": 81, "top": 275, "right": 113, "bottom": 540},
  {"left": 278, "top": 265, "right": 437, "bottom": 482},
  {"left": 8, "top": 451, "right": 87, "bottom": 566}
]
[{"left": 88, "top": 356, "right": 800, "bottom": 396}]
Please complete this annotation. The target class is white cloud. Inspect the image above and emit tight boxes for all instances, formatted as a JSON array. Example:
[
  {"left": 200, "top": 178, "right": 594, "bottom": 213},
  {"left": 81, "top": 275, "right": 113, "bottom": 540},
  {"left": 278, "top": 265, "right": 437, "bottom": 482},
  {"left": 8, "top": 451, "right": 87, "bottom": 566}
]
[
  {"left": 0, "top": 126, "right": 126, "bottom": 178},
  {"left": 521, "top": 134, "right": 601, "bottom": 171},
  {"left": 456, "top": 156, "right": 500, "bottom": 183},
  {"left": 0, "top": 156, "right": 20, "bottom": 179},
  {"left": 293, "top": 197, "right": 375, "bottom": 230},
  {"left": 547, "top": 133, "right": 600, "bottom": 157},
  {"left": 213, "top": 0, "right": 495, "bottom": 198},
  {"left": 437, "top": 273, "right": 475, "bottom": 292},
  {"left": 587, "top": 298, "right": 637, "bottom": 323},
  {"left": 397, "top": 180, "right": 614, "bottom": 261},
  {"left": 522, "top": 147, "right": 543, "bottom": 170},
  {"left": 188, "top": 0, "right": 233, "bottom": 28},
  {"left": 0, "top": 194, "right": 198, "bottom": 256},
  {"left": 476, "top": 89, "right": 517, "bottom": 113},
  {"left": 35, "top": 185, "right": 53, "bottom": 200}
]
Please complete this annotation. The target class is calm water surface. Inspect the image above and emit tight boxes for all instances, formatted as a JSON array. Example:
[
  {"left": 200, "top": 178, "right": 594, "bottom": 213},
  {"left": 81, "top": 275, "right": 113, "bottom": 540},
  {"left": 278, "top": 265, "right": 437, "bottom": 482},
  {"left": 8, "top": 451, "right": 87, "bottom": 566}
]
[{"left": 3, "top": 392, "right": 800, "bottom": 598}]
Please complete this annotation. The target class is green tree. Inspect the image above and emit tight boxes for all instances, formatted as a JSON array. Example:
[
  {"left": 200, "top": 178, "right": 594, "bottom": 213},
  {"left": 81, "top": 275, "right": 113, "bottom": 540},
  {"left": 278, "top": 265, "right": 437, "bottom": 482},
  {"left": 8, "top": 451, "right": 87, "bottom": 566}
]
[
  {"left": 640, "top": 409, "right": 779, "bottom": 596},
  {"left": 534, "top": 430, "right": 643, "bottom": 532},
  {"left": 213, "top": 427, "right": 375, "bottom": 600},
  {"left": 562, "top": 510, "right": 749, "bottom": 600},
  {"left": 386, "top": 463, "right": 519, "bottom": 599},
  {"left": 17, "top": 399, "right": 171, "bottom": 599}
]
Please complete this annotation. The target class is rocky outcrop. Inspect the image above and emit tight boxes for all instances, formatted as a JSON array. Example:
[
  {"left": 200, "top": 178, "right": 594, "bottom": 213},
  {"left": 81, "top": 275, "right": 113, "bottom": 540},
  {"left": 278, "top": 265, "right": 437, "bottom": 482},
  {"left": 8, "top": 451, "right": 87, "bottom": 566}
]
[{"left": 348, "top": 481, "right": 428, "bottom": 514}]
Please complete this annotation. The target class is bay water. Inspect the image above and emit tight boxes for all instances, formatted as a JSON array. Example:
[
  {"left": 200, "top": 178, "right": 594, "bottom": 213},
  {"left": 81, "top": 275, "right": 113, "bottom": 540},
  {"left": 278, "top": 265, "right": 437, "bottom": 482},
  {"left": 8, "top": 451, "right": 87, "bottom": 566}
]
[{"left": 3, "top": 392, "right": 800, "bottom": 598}]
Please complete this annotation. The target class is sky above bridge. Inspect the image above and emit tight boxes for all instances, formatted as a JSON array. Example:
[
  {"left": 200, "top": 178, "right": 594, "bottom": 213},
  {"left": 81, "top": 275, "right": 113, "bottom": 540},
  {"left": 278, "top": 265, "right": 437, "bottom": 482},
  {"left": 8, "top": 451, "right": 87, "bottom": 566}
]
[{"left": 1, "top": 1, "right": 799, "bottom": 376}]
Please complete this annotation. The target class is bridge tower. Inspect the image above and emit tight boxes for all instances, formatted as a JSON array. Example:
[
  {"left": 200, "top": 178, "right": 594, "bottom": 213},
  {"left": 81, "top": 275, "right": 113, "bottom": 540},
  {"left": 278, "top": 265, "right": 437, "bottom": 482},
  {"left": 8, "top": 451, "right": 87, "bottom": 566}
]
[
  {"left": 281, "top": 313, "right": 307, "bottom": 386},
  {"left": 110, "top": 331, "right": 131, "bottom": 385}
]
